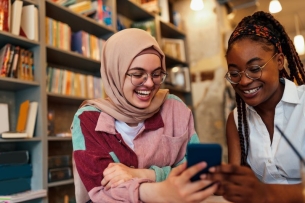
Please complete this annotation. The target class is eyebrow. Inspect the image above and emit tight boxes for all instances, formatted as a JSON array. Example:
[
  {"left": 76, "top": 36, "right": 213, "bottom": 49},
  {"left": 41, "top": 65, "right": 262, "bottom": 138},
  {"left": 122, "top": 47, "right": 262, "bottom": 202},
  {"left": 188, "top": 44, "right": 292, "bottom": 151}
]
[
  {"left": 128, "top": 67, "right": 163, "bottom": 71},
  {"left": 228, "top": 57, "right": 263, "bottom": 68}
]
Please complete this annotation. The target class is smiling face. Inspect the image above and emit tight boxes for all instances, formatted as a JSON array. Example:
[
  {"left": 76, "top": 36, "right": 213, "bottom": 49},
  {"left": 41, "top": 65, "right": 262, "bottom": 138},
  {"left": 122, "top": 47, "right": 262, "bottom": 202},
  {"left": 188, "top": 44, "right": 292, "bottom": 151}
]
[
  {"left": 226, "top": 38, "right": 285, "bottom": 108},
  {"left": 123, "top": 54, "right": 162, "bottom": 109}
]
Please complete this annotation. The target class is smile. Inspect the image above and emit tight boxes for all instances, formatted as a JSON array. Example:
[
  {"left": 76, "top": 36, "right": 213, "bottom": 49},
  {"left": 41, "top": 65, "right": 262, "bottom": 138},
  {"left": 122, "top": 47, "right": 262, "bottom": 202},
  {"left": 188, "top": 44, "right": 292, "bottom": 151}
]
[
  {"left": 135, "top": 90, "right": 151, "bottom": 97},
  {"left": 243, "top": 87, "right": 261, "bottom": 94}
]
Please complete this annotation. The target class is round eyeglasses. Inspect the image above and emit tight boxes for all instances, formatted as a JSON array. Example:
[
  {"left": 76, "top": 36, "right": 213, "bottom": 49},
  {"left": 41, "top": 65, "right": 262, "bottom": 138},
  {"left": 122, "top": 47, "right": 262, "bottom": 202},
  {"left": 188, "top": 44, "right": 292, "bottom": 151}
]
[
  {"left": 126, "top": 70, "right": 168, "bottom": 86},
  {"left": 225, "top": 53, "right": 277, "bottom": 84}
]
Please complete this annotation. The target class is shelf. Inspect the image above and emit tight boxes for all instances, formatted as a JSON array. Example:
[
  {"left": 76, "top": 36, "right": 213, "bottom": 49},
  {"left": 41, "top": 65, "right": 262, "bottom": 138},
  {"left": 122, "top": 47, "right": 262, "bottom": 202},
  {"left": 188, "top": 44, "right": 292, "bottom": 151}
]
[
  {"left": 46, "top": 45, "right": 101, "bottom": 74},
  {"left": 0, "top": 31, "right": 39, "bottom": 49},
  {"left": 160, "top": 20, "right": 186, "bottom": 38},
  {"left": 165, "top": 54, "right": 188, "bottom": 67},
  {"left": 116, "top": 0, "right": 155, "bottom": 21},
  {"left": 0, "top": 77, "right": 40, "bottom": 91},
  {"left": 48, "top": 179, "right": 74, "bottom": 188},
  {"left": 23, "top": 0, "right": 38, "bottom": 6},
  {"left": 0, "top": 137, "right": 42, "bottom": 142},
  {"left": 45, "top": 0, "right": 115, "bottom": 38},
  {"left": 48, "top": 137, "right": 72, "bottom": 141},
  {"left": 47, "top": 92, "right": 86, "bottom": 105}
]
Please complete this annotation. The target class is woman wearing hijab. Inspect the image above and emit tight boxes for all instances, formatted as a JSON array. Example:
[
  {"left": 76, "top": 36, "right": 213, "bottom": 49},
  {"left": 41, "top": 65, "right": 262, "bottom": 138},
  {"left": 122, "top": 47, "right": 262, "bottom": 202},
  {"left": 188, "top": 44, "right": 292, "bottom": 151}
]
[{"left": 71, "top": 28, "right": 217, "bottom": 202}]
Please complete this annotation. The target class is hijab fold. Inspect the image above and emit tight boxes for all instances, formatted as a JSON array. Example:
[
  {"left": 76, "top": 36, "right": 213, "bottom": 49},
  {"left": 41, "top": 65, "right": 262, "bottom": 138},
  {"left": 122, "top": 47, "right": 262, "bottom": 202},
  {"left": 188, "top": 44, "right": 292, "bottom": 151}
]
[{"left": 81, "top": 28, "right": 169, "bottom": 123}]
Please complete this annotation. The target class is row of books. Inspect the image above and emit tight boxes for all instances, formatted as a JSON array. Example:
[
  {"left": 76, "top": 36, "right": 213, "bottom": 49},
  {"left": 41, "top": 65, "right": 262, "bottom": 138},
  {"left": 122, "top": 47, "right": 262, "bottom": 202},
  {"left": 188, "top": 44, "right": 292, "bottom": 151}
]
[
  {"left": 47, "top": 67, "right": 104, "bottom": 99},
  {"left": 0, "top": 100, "right": 38, "bottom": 139},
  {"left": 48, "top": 155, "right": 72, "bottom": 183},
  {"left": 67, "top": 0, "right": 112, "bottom": 26},
  {"left": 71, "top": 30, "right": 105, "bottom": 61},
  {"left": 1, "top": 0, "right": 39, "bottom": 41},
  {"left": 0, "top": 44, "right": 34, "bottom": 81},
  {"left": 0, "top": 150, "right": 32, "bottom": 195},
  {"left": 45, "top": 17, "right": 71, "bottom": 52}
]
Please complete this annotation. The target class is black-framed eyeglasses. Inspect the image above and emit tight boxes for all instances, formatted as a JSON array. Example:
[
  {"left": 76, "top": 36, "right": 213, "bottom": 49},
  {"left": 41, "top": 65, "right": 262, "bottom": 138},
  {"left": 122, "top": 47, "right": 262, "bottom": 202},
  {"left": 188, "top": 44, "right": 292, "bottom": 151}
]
[
  {"left": 126, "top": 69, "right": 168, "bottom": 86},
  {"left": 225, "top": 53, "right": 277, "bottom": 84}
]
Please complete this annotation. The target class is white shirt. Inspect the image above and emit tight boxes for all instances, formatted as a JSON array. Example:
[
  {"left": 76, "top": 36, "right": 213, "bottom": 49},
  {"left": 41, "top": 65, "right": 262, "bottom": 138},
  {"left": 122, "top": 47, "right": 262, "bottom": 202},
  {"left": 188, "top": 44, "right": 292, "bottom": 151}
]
[
  {"left": 115, "top": 120, "right": 144, "bottom": 150},
  {"left": 234, "top": 78, "right": 305, "bottom": 184}
]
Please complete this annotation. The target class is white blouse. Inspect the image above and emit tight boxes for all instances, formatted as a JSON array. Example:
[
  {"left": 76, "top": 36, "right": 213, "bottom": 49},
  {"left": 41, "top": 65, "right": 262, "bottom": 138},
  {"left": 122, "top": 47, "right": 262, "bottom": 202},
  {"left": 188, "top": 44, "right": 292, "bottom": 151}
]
[{"left": 233, "top": 78, "right": 305, "bottom": 184}]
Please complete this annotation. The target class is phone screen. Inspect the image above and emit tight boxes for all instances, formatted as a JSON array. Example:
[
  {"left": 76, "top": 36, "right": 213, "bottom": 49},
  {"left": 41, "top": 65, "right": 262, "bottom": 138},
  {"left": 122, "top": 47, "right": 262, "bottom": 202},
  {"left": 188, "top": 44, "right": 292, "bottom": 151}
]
[{"left": 187, "top": 143, "right": 222, "bottom": 182}]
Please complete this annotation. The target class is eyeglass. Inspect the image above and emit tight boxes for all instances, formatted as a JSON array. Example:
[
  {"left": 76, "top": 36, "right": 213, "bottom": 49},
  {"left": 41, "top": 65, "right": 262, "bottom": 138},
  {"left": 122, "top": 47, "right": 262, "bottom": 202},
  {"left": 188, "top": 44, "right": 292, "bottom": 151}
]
[
  {"left": 225, "top": 53, "right": 277, "bottom": 84},
  {"left": 126, "top": 69, "right": 168, "bottom": 86}
]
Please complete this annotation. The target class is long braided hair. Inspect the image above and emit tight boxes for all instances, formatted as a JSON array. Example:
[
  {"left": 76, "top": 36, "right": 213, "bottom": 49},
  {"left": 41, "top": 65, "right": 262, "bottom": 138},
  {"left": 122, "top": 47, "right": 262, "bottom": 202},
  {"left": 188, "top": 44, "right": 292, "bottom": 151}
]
[{"left": 227, "top": 11, "right": 305, "bottom": 166}]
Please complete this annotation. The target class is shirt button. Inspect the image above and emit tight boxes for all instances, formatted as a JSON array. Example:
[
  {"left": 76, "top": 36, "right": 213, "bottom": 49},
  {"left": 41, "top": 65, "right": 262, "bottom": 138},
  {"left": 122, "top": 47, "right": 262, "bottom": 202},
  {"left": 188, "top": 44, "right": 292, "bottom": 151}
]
[{"left": 268, "top": 159, "right": 271, "bottom": 163}]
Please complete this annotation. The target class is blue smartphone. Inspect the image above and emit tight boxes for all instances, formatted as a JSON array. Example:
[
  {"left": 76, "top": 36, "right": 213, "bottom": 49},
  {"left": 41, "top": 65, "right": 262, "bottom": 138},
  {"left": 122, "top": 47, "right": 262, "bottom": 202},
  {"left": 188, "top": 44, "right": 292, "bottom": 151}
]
[{"left": 187, "top": 143, "right": 222, "bottom": 182}]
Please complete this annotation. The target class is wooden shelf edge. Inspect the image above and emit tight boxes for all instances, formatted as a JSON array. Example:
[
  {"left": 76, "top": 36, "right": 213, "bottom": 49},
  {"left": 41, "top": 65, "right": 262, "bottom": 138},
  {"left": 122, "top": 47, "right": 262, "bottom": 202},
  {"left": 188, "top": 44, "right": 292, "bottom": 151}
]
[{"left": 48, "top": 179, "right": 74, "bottom": 187}]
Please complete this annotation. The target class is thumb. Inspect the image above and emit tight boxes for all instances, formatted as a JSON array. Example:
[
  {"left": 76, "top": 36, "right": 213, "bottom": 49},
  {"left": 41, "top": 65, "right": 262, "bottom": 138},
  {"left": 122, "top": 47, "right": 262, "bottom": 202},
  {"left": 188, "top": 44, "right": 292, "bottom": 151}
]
[{"left": 168, "top": 162, "right": 187, "bottom": 177}]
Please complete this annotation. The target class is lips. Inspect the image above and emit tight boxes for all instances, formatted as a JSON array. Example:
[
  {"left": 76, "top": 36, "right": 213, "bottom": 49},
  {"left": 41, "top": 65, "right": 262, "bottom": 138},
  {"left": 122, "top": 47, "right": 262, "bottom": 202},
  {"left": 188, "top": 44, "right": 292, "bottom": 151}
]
[
  {"left": 243, "top": 86, "right": 261, "bottom": 94},
  {"left": 135, "top": 90, "right": 151, "bottom": 97}
]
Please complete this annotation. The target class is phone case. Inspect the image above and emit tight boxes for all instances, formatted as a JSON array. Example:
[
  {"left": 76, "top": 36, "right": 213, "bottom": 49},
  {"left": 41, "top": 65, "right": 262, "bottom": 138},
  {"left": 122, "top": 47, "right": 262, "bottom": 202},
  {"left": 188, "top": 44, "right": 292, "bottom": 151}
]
[{"left": 187, "top": 143, "right": 222, "bottom": 182}]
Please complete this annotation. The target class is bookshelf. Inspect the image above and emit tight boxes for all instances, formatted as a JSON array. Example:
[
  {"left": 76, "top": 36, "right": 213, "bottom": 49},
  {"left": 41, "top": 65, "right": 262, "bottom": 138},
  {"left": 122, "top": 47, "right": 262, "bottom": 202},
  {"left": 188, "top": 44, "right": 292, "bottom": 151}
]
[{"left": 0, "top": 0, "right": 193, "bottom": 202}]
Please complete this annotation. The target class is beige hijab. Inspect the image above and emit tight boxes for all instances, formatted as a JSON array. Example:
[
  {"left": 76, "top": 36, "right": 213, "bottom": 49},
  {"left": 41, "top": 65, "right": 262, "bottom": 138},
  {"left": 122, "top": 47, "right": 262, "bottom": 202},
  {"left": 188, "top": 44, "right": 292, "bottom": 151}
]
[{"left": 81, "top": 28, "right": 169, "bottom": 123}]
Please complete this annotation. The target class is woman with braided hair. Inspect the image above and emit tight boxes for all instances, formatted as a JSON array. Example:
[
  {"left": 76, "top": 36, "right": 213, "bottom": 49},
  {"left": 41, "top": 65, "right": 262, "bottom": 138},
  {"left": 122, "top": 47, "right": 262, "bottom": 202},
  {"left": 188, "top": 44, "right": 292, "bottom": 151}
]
[{"left": 208, "top": 11, "right": 305, "bottom": 202}]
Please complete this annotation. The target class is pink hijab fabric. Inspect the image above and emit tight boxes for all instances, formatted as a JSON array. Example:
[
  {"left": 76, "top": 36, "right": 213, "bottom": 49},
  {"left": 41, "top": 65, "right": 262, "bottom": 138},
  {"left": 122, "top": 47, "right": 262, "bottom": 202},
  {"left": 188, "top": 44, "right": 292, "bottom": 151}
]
[{"left": 81, "top": 28, "right": 169, "bottom": 123}]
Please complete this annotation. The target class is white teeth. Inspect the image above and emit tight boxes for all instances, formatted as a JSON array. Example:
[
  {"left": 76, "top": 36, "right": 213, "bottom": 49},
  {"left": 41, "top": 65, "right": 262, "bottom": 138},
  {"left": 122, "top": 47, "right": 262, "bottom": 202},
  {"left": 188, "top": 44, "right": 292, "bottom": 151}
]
[
  {"left": 136, "top": 90, "right": 151, "bottom": 95},
  {"left": 244, "top": 87, "right": 260, "bottom": 94}
]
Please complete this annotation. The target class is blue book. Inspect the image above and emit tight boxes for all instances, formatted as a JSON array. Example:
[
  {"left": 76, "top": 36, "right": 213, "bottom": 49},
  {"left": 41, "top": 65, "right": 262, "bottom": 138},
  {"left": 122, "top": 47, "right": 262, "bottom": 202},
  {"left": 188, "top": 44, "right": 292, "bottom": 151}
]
[
  {"left": 71, "top": 31, "right": 84, "bottom": 54},
  {"left": 0, "top": 151, "right": 29, "bottom": 165},
  {"left": 0, "top": 178, "right": 31, "bottom": 195},
  {"left": 0, "top": 164, "right": 32, "bottom": 181}
]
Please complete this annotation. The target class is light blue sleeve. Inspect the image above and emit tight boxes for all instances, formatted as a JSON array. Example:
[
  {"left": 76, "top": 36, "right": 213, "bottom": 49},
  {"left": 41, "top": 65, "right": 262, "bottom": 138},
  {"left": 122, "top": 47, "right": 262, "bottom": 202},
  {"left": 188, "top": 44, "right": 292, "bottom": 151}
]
[{"left": 149, "top": 133, "right": 200, "bottom": 182}]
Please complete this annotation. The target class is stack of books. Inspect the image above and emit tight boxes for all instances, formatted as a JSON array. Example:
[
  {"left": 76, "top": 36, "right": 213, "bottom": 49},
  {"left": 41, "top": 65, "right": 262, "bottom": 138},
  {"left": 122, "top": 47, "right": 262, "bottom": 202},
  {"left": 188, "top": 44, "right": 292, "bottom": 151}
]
[{"left": 0, "top": 150, "right": 32, "bottom": 195}]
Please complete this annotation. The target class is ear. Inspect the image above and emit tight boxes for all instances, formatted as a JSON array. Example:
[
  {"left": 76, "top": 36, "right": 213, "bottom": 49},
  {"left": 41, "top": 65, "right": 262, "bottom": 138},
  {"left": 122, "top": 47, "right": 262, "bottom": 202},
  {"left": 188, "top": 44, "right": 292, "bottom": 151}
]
[{"left": 276, "top": 53, "right": 285, "bottom": 71}]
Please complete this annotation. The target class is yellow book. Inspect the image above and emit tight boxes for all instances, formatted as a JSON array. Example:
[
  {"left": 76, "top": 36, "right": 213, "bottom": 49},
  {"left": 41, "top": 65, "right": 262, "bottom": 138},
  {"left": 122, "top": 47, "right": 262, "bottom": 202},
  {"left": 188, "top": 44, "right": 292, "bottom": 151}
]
[{"left": 16, "top": 100, "right": 30, "bottom": 132}]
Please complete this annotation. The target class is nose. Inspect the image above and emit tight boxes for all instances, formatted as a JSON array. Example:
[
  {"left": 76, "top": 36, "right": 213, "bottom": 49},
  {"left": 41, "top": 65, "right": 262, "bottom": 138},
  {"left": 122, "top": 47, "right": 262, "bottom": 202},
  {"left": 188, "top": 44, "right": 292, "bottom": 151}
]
[
  {"left": 143, "top": 75, "right": 155, "bottom": 86},
  {"left": 239, "top": 71, "right": 253, "bottom": 85}
]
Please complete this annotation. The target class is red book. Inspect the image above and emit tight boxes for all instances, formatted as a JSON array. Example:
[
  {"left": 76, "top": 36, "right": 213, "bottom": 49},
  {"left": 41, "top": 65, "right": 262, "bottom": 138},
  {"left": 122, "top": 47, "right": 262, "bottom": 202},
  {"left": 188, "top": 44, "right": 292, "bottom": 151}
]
[{"left": 0, "top": 0, "right": 10, "bottom": 32}]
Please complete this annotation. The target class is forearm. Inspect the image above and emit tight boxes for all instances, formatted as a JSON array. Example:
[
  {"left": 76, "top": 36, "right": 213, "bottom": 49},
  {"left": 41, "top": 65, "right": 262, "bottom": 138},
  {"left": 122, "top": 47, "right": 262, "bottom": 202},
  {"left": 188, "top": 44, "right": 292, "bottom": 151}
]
[
  {"left": 137, "top": 168, "right": 156, "bottom": 181},
  {"left": 139, "top": 182, "right": 167, "bottom": 203},
  {"left": 264, "top": 184, "right": 303, "bottom": 203}
]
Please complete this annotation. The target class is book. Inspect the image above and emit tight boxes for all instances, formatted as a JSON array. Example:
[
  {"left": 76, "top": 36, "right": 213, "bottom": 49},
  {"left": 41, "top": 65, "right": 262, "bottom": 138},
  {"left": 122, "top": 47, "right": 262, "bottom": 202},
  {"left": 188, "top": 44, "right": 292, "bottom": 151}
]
[
  {"left": 0, "top": 164, "right": 32, "bottom": 181},
  {"left": 16, "top": 100, "right": 29, "bottom": 132},
  {"left": 0, "top": 189, "right": 47, "bottom": 203},
  {"left": 25, "top": 101, "right": 38, "bottom": 138},
  {"left": 1, "top": 100, "right": 38, "bottom": 138},
  {"left": 20, "top": 5, "right": 38, "bottom": 41},
  {"left": 0, "top": 178, "right": 31, "bottom": 195},
  {"left": 0, "top": 0, "right": 11, "bottom": 32},
  {"left": 0, "top": 150, "right": 29, "bottom": 165},
  {"left": 0, "top": 103, "right": 9, "bottom": 134},
  {"left": 10, "top": 0, "right": 23, "bottom": 36}
]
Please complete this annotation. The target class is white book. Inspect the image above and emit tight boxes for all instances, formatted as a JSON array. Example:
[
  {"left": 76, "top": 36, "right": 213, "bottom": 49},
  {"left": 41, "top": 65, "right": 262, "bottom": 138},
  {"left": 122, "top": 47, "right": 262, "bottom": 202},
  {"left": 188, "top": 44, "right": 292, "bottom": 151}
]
[
  {"left": 0, "top": 103, "right": 9, "bottom": 134},
  {"left": 25, "top": 101, "right": 38, "bottom": 138},
  {"left": 0, "top": 189, "right": 47, "bottom": 202},
  {"left": 20, "top": 5, "right": 39, "bottom": 41},
  {"left": 1, "top": 132, "right": 27, "bottom": 138},
  {"left": 10, "top": 0, "right": 23, "bottom": 36},
  {"left": 1, "top": 101, "right": 38, "bottom": 139}
]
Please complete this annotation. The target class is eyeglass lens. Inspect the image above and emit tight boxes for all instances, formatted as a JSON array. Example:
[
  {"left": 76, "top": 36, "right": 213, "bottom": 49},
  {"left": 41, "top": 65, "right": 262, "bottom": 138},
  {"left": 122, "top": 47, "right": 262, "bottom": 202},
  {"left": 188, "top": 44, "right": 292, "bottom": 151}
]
[
  {"left": 130, "top": 70, "right": 167, "bottom": 86},
  {"left": 227, "top": 65, "right": 262, "bottom": 84}
]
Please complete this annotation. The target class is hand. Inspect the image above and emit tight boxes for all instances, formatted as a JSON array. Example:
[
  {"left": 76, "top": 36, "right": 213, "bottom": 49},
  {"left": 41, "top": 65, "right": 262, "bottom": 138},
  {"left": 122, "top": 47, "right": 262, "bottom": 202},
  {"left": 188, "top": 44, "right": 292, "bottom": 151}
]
[
  {"left": 145, "top": 162, "right": 218, "bottom": 203},
  {"left": 208, "top": 164, "right": 267, "bottom": 203},
  {"left": 101, "top": 163, "right": 155, "bottom": 190}
]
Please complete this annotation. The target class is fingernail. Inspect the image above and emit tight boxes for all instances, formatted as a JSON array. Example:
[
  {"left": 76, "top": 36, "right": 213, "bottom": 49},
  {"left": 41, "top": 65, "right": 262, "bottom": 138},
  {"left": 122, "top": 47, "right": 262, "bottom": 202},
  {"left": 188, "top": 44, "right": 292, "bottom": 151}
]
[
  {"left": 200, "top": 174, "right": 207, "bottom": 179},
  {"left": 209, "top": 167, "right": 215, "bottom": 172}
]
